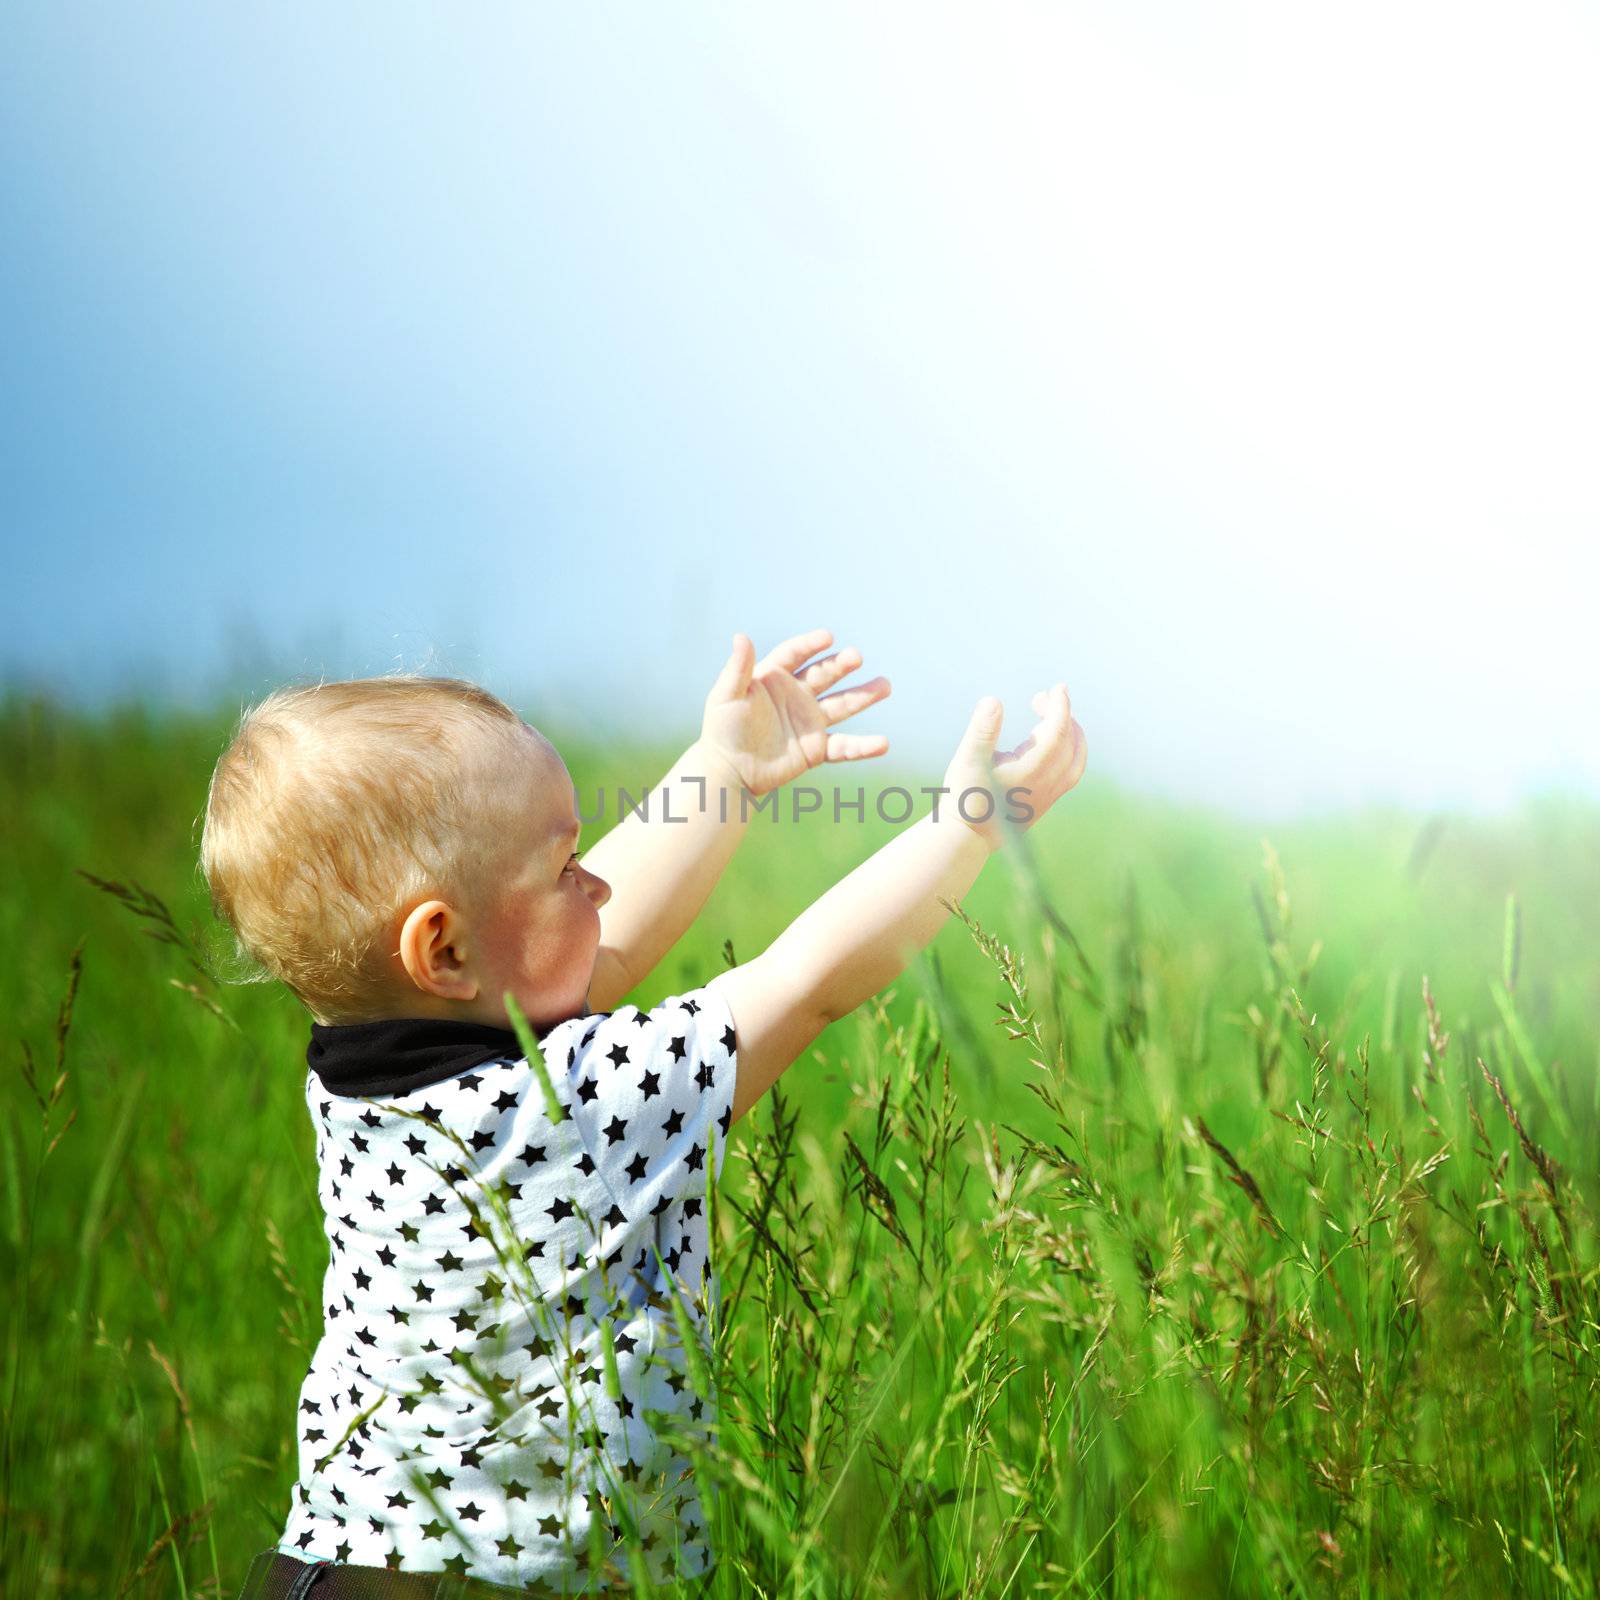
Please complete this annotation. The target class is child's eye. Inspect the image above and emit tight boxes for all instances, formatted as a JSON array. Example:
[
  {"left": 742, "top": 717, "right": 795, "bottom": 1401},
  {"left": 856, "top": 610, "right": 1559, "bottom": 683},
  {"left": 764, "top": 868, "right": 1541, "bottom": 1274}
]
[{"left": 563, "top": 849, "right": 584, "bottom": 876}]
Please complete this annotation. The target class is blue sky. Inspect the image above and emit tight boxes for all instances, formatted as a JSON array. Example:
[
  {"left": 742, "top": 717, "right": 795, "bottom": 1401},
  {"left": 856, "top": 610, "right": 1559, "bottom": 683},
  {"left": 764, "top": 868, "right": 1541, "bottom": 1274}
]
[{"left": 4, "top": 2, "right": 1596, "bottom": 819}]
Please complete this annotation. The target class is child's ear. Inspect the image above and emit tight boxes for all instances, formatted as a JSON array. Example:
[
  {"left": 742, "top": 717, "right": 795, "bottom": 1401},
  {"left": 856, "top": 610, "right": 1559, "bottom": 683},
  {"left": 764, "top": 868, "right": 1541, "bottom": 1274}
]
[{"left": 396, "top": 900, "right": 479, "bottom": 1001}]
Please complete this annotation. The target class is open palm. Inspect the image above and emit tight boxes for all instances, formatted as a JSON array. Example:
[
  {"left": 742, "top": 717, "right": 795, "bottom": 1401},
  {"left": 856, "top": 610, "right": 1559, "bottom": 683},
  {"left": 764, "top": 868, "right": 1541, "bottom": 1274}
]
[{"left": 699, "top": 629, "right": 891, "bottom": 797}]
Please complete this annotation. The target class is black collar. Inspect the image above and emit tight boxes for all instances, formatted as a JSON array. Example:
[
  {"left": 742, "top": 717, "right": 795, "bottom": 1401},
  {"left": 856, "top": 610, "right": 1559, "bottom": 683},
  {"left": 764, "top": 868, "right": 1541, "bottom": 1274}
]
[{"left": 306, "top": 1014, "right": 551, "bottom": 1098}]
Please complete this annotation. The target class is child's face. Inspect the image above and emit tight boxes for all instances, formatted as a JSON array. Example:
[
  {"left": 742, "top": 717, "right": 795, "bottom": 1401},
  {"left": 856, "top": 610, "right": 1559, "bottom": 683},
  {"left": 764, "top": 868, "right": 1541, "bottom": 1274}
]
[{"left": 466, "top": 726, "right": 611, "bottom": 1031}]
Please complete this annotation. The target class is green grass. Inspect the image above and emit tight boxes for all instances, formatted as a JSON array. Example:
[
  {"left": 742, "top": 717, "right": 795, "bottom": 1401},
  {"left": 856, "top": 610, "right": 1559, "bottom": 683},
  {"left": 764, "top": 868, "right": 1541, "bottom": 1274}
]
[{"left": 3, "top": 689, "right": 1598, "bottom": 1597}]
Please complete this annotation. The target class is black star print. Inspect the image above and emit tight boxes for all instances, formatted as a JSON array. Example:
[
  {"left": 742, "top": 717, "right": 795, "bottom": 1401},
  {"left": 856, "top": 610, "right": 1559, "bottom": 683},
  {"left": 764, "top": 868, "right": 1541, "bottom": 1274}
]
[
  {"left": 457, "top": 1073, "right": 483, "bottom": 1092},
  {"left": 351, "top": 1132, "right": 368, "bottom": 1153},
  {"left": 387, "top": 1491, "right": 410, "bottom": 1510},
  {"left": 405, "top": 1133, "right": 426, "bottom": 1157},
  {"left": 353, "top": 1267, "right": 371, "bottom": 1291},
  {"left": 547, "top": 1196, "right": 574, "bottom": 1223},
  {"left": 470, "top": 1128, "right": 495, "bottom": 1152},
  {"left": 339, "top": 1154, "right": 353, "bottom": 1177},
  {"left": 663, "top": 1108, "right": 685, "bottom": 1139},
  {"left": 606, "top": 1041, "right": 630, "bottom": 1069},
  {"left": 519, "top": 1143, "right": 545, "bottom": 1166},
  {"left": 425, "top": 1466, "right": 451, "bottom": 1490},
  {"left": 442, "top": 1554, "right": 470, "bottom": 1577},
  {"left": 385, "top": 1161, "right": 405, "bottom": 1186},
  {"left": 412, "top": 1282, "right": 435, "bottom": 1303},
  {"left": 719, "top": 1104, "right": 732, "bottom": 1136},
  {"left": 399, "top": 1221, "right": 420, "bottom": 1243},
  {"left": 686, "top": 1143, "right": 705, "bottom": 1174},
  {"left": 602, "top": 1115, "right": 629, "bottom": 1145},
  {"left": 437, "top": 1250, "right": 463, "bottom": 1272},
  {"left": 458, "top": 1500, "right": 484, "bottom": 1521},
  {"left": 695, "top": 1060, "right": 716, "bottom": 1091},
  {"left": 420, "top": 1517, "right": 447, "bottom": 1540},
  {"left": 669, "top": 1034, "right": 688, "bottom": 1063},
  {"left": 451, "top": 1307, "right": 479, "bottom": 1335},
  {"left": 498, "top": 1178, "right": 523, "bottom": 1202},
  {"left": 364, "top": 1190, "right": 385, "bottom": 1211},
  {"left": 625, "top": 1152, "right": 649, "bottom": 1183},
  {"left": 576, "top": 1151, "right": 596, "bottom": 1177},
  {"left": 639, "top": 1068, "right": 662, "bottom": 1100},
  {"left": 493, "top": 1088, "right": 517, "bottom": 1113},
  {"left": 632, "top": 1011, "right": 651, "bottom": 1028},
  {"left": 603, "top": 1203, "right": 626, "bottom": 1228},
  {"left": 360, "top": 1109, "right": 381, "bottom": 1128},
  {"left": 418, "top": 1102, "right": 441, "bottom": 1124},
  {"left": 503, "top": 1479, "right": 531, "bottom": 1502},
  {"left": 576, "top": 1077, "right": 599, "bottom": 1104},
  {"left": 423, "top": 1193, "right": 446, "bottom": 1215},
  {"left": 497, "top": 1533, "right": 525, "bottom": 1557},
  {"left": 538, "top": 1513, "right": 562, "bottom": 1536},
  {"left": 388, "top": 1304, "right": 410, "bottom": 1324}
]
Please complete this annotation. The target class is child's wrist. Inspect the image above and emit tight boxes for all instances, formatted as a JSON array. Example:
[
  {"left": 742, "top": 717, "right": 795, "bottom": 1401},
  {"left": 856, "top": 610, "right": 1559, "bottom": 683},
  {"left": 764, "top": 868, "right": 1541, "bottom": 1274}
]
[{"left": 686, "top": 738, "right": 749, "bottom": 796}]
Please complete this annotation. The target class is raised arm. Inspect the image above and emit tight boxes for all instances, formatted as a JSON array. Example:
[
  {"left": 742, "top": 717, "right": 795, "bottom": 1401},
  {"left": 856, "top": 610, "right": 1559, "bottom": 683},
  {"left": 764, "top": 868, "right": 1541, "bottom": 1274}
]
[
  {"left": 707, "top": 686, "right": 1087, "bottom": 1127},
  {"left": 585, "top": 628, "right": 891, "bottom": 1011},
  {"left": 583, "top": 739, "right": 749, "bottom": 1011}
]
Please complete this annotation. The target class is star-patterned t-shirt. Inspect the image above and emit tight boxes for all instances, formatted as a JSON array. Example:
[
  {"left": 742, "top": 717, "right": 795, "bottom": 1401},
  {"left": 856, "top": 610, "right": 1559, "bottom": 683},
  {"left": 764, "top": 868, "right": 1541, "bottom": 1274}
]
[{"left": 277, "top": 986, "right": 738, "bottom": 1593}]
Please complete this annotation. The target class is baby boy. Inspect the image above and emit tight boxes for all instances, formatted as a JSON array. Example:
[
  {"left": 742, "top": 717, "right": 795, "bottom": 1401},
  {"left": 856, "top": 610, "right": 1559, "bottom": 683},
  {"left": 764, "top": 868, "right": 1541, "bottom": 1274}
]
[{"left": 205, "top": 628, "right": 1085, "bottom": 1598}]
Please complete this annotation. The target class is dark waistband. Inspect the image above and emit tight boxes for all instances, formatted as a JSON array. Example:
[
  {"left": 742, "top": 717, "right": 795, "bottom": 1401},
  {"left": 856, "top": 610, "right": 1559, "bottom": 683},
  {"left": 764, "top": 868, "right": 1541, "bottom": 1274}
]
[{"left": 233, "top": 1547, "right": 635, "bottom": 1599}]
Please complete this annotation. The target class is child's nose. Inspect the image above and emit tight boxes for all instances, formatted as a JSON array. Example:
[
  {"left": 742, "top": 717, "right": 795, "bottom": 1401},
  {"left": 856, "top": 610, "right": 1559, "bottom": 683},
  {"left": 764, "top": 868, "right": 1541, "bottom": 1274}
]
[{"left": 583, "top": 867, "right": 611, "bottom": 907}]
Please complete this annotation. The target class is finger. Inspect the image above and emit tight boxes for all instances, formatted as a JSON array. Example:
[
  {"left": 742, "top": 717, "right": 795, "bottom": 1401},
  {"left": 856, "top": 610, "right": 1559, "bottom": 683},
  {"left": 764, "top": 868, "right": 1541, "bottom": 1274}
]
[
  {"left": 824, "top": 731, "right": 890, "bottom": 761},
  {"left": 961, "top": 696, "right": 1005, "bottom": 760},
  {"left": 1030, "top": 683, "right": 1072, "bottom": 728},
  {"left": 816, "top": 676, "right": 891, "bottom": 723},
  {"left": 708, "top": 633, "right": 756, "bottom": 702},
  {"left": 1065, "top": 719, "right": 1088, "bottom": 785},
  {"left": 796, "top": 646, "right": 864, "bottom": 694},
  {"left": 757, "top": 628, "right": 834, "bottom": 678},
  {"left": 1032, "top": 718, "right": 1084, "bottom": 787}
]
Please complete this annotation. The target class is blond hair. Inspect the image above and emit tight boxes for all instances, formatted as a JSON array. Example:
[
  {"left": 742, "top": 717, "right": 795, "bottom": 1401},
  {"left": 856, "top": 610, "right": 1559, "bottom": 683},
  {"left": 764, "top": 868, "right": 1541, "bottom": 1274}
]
[{"left": 199, "top": 675, "right": 532, "bottom": 1022}]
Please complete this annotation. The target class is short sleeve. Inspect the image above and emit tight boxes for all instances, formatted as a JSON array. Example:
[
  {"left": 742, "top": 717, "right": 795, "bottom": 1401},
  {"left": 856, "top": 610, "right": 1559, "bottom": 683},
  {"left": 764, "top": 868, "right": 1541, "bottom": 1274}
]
[{"left": 556, "top": 984, "right": 739, "bottom": 1218}]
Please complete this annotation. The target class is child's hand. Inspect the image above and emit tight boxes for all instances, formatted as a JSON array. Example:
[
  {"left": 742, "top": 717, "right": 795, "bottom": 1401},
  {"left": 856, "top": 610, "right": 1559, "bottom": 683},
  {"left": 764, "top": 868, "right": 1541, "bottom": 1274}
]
[
  {"left": 699, "top": 629, "right": 891, "bottom": 797},
  {"left": 941, "top": 684, "right": 1086, "bottom": 850}
]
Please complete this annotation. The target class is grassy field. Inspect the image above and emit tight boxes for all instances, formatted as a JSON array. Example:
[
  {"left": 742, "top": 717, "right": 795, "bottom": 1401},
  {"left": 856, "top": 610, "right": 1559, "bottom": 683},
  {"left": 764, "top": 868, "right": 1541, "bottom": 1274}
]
[{"left": 3, "top": 690, "right": 1598, "bottom": 1598}]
